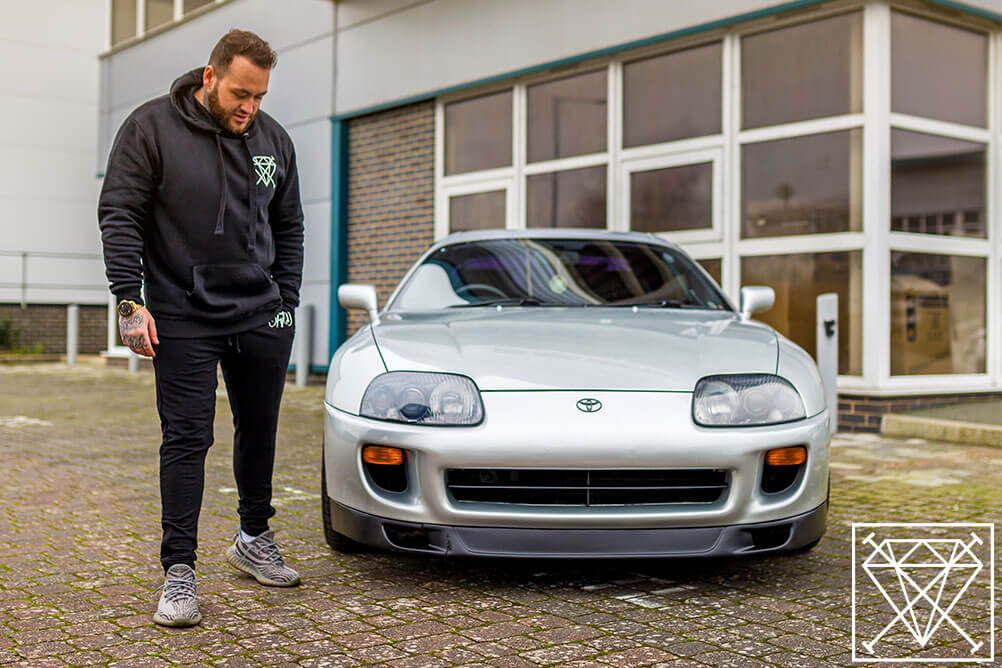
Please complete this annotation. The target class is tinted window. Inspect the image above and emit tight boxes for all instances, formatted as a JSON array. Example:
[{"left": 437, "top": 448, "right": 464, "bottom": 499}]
[{"left": 392, "top": 239, "right": 728, "bottom": 311}]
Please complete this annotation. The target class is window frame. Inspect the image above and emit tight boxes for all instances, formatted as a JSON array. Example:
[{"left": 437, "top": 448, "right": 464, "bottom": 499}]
[
  {"left": 434, "top": 0, "right": 1001, "bottom": 392},
  {"left": 106, "top": 0, "right": 224, "bottom": 50}
]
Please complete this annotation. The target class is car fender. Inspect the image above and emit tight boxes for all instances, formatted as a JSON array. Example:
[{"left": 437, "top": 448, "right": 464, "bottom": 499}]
[
  {"left": 775, "top": 335, "right": 826, "bottom": 418},
  {"left": 326, "top": 326, "right": 387, "bottom": 414}
]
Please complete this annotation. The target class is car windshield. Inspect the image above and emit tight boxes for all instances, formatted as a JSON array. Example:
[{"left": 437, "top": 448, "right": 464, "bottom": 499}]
[{"left": 390, "top": 238, "right": 730, "bottom": 311}]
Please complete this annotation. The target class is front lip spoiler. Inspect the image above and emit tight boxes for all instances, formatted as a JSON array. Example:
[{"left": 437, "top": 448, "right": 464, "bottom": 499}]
[{"left": 328, "top": 500, "right": 827, "bottom": 559}]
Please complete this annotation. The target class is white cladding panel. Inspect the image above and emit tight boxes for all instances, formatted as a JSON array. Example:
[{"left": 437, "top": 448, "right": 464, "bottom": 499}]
[
  {"left": 0, "top": 0, "right": 105, "bottom": 304},
  {"left": 288, "top": 120, "right": 332, "bottom": 206},
  {"left": 334, "top": 0, "right": 1002, "bottom": 115},
  {"left": 99, "top": 0, "right": 334, "bottom": 164}
]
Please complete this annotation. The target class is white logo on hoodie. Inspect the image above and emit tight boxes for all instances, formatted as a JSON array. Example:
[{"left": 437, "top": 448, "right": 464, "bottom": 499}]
[{"left": 253, "top": 155, "right": 277, "bottom": 188}]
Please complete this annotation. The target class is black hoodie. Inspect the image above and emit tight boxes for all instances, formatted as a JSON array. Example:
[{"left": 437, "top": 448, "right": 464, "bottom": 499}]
[{"left": 99, "top": 68, "right": 304, "bottom": 337}]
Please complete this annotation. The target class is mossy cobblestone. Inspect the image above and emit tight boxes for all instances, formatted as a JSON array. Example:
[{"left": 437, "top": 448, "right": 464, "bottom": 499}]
[{"left": 2, "top": 361, "right": 999, "bottom": 665}]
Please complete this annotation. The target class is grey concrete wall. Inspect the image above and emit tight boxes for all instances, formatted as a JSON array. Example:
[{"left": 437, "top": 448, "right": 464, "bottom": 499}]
[
  {"left": 0, "top": 0, "right": 107, "bottom": 305},
  {"left": 98, "top": 0, "right": 334, "bottom": 367}
]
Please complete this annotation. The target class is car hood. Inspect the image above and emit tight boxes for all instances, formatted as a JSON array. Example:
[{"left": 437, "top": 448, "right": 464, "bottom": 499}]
[{"left": 371, "top": 309, "right": 778, "bottom": 391}]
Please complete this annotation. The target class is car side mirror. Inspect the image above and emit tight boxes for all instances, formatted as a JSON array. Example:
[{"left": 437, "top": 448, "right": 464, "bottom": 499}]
[
  {"left": 739, "top": 286, "right": 775, "bottom": 319},
  {"left": 338, "top": 284, "right": 380, "bottom": 325}
]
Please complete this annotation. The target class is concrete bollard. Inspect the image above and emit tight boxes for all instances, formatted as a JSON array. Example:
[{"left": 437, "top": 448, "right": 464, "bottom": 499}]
[
  {"left": 295, "top": 304, "right": 314, "bottom": 387},
  {"left": 816, "top": 293, "right": 838, "bottom": 434},
  {"left": 66, "top": 304, "right": 79, "bottom": 366}
]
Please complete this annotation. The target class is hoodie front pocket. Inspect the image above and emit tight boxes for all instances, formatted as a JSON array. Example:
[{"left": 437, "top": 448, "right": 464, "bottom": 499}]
[{"left": 187, "top": 263, "right": 281, "bottom": 321}]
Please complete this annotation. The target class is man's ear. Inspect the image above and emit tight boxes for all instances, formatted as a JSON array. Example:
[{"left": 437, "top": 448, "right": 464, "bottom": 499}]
[{"left": 203, "top": 65, "right": 216, "bottom": 89}]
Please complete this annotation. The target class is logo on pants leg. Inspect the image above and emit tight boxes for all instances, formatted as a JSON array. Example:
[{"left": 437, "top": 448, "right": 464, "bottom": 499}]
[
  {"left": 851, "top": 522, "right": 994, "bottom": 662},
  {"left": 268, "top": 311, "right": 293, "bottom": 329}
]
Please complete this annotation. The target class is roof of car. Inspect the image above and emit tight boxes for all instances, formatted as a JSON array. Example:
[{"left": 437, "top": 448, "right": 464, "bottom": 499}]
[{"left": 430, "top": 228, "right": 681, "bottom": 250}]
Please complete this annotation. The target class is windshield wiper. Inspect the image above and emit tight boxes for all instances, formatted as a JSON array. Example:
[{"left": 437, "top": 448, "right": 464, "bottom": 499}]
[
  {"left": 449, "top": 297, "right": 547, "bottom": 308},
  {"left": 607, "top": 299, "right": 708, "bottom": 309}
]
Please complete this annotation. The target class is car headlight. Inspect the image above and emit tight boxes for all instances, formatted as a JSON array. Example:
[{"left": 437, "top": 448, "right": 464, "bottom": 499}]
[
  {"left": 360, "top": 372, "right": 484, "bottom": 426},
  {"left": 692, "top": 374, "right": 806, "bottom": 427}
]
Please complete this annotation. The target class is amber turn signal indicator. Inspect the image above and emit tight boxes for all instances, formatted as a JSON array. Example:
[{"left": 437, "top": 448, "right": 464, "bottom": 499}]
[
  {"left": 765, "top": 446, "right": 806, "bottom": 466},
  {"left": 362, "top": 445, "right": 406, "bottom": 466}
]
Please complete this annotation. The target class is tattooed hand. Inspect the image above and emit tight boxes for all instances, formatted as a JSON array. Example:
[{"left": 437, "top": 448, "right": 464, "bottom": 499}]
[{"left": 119, "top": 307, "right": 159, "bottom": 358}]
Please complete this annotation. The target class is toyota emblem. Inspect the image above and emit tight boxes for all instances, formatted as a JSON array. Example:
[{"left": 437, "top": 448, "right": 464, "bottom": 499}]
[{"left": 576, "top": 398, "right": 602, "bottom": 413}]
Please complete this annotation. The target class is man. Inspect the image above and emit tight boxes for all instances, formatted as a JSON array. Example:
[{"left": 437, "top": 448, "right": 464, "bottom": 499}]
[{"left": 99, "top": 29, "right": 304, "bottom": 627}]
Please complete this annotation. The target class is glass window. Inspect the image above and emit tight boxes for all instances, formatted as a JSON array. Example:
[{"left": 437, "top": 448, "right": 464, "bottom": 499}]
[
  {"left": 741, "top": 12, "right": 862, "bottom": 129},
  {"left": 527, "top": 71, "right": 607, "bottom": 163},
  {"left": 742, "top": 129, "right": 862, "bottom": 238},
  {"left": 891, "top": 130, "right": 986, "bottom": 238},
  {"left": 111, "top": 0, "right": 137, "bottom": 45},
  {"left": 892, "top": 12, "right": 987, "bottom": 128},
  {"left": 145, "top": 0, "right": 173, "bottom": 31},
  {"left": 630, "top": 162, "right": 712, "bottom": 234},
  {"left": 449, "top": 191, "right": 506, "bottom": 233},
  {"left": 623, "top": 43, "right": 722, "bottom": 147},
  {"left": 697, "top": 258, "right": 722, "bottom": 286},
  {"left": 392, "top": 238, "right": 729, "bottom": 310},
  {"left": 891, "top": 253, "right": 985, "bottom": 375},
  {"left": 445, "top": 91, "right": 513, "bottom": 175},
  {"left": 742, "top": 252, "right": 863, "bottom": 375},
  {"left": 526, "top": 166, "right": 606, "bottom": 229},
  {"left": 184, "top": 0, "right": 214, "bottom": 12}
]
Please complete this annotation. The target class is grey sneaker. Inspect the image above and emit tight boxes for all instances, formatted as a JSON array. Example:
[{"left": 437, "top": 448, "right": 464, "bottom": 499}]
[
  {"left": 152, "top": 564, "right": 201, "bottom": 627},
  {"left": 225, "top": 530, "right": 300, "bottom": 587}
]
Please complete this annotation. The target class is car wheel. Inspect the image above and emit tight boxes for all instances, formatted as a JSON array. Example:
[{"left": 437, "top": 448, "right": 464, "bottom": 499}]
[{"left": 321, "top": 447, "right": 362, "bottom": 553}]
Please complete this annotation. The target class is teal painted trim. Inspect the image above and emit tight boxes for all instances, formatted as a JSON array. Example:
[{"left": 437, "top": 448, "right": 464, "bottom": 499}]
[
  {"left": 96, "top": 172, "right": 105, "bottom": 178},
  {"left": 329, "top": 118, "right": 350, "bottom": 358},
  {"left": 332, "top": 0, "right": 830, "bottom": 120},
  {"left": 287, "top": 364, "right": 330, "bottom": 373},
  {"left": 924, "top": 0, "right": 1002, "bottom": 23}
]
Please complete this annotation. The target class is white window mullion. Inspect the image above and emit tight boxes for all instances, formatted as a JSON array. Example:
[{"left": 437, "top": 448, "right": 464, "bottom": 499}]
[
  {"left": 889, "top": 113, "right": 991, "bottom": 143},
  {"left": 723, "top": 32, "right": 740, "bottom": 304},
  {"left": 987, "top": 29, "right": 1000, "bottom": 386},
  {"left": 522, "top": 153, "right": 609, "bottom": 176},
  {"left": 136, "top": 0, "right": 145, "bottom": 38},
  {"left": 862, "top": 1, "right": 892, "bottom": 389},
  {"left": 737, "top": 233, "right": 866, "bottom": 256},
  {"left": 173, "top": 0, "right": 183, "bottom": 21},
  {"left": 887, "top": 232, "right": 991, "bottom": 256},
  {"left": 433, "top": 101, "right": 446, "bottom": 239},
  {"left": 513, "top": 84, "right": 527, "bottom": 230},
  {"left": 607, "top": 61, "right": 624, "bottom": 232},
  {"left": 738, "top": 113, "right": 865, "bottom": 145}
]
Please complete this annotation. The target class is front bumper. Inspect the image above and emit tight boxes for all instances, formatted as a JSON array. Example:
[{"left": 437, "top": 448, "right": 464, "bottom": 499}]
[
  {"left": 330, "top": 498, "right": 827, "bottom": 558},
  {"left": 323, "top": 390, "right": 830, "bottom": 536}
]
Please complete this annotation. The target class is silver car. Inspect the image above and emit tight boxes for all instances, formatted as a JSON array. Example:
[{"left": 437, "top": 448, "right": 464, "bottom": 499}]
[{"left": 322, "top": 229, "right": 829, "bottom": 558}]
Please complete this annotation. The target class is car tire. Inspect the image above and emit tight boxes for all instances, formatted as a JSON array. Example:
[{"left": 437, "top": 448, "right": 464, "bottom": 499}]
[{"left": 321, "top": 447, "right": 362, "bottom": 553}]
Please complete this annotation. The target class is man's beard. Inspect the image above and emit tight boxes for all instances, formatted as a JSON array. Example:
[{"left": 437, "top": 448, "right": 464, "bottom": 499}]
[{"left": 205, "top": 84, "right": 256, "bottom": 133}]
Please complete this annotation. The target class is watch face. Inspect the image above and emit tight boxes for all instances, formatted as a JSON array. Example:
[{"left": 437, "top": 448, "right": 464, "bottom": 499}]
[{"left": 117, "top": 302, "right": 133, "bottom": 317}]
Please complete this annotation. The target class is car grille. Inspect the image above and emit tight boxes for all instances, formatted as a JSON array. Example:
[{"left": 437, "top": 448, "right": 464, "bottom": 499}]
[{"left": 445, "top": 468, "right": 728, "bottom": 506}]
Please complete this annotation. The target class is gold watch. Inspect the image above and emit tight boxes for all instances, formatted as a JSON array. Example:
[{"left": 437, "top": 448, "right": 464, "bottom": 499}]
[{"left": 117, "top": 300, "right": 144, "bottom": 318}]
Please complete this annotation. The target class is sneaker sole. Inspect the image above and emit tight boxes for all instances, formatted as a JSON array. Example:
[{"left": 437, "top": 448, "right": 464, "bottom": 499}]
[
  {"left": 152, "top": 610, "right": 201, "bottom": 627},
  {"left": 225, "top": 545, "right": 301, "bottom": 587}
]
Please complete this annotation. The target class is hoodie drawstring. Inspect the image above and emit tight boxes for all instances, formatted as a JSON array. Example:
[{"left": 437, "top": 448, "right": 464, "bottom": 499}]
[
  {"left": 213, "top": 133, "right": 227, "bottom": 236},
  {"left": 243, "top": 135, "right": 257, "bottom": 252}
]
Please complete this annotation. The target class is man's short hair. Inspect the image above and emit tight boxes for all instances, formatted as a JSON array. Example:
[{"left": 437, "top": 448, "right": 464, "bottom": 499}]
[{"left": 209, "top": 29, "right": 277, "bottom": 76}]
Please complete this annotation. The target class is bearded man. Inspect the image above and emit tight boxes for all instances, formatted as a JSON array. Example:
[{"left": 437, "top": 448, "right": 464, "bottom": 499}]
[{"left": 98, "top": 29, "right": 304, "bottom": 627}]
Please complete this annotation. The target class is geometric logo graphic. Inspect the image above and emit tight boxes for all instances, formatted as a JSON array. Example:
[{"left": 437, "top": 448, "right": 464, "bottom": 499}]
[
  {"left": 852, "top": 523, "right": 994, "bottom": 663},
  {"left": 576, "top": 398, "right": 602, "bottom": 413},
  {"left": 252, "top": 155, "right": 277, "bottom": 188}
]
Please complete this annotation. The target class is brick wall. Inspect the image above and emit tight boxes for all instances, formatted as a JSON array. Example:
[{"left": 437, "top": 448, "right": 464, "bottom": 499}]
[
  {"left": 0, "top": 304, "right": 108, "bottom": 354},
  {"left": 345, "top": 101, "right": 435, "bottom": 336},
  {"left": 838, "top": 391, "right": 1002, "bottom": 433}
]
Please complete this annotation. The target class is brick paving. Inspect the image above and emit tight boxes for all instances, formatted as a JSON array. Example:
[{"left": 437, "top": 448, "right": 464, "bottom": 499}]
[{"left": 1, "top": 360, "right": 999, "bottom": 666}]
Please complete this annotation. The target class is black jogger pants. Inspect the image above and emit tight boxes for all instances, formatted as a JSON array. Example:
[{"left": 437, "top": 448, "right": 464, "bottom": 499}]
[{"left": 152, "top": 314, "right": 295, "bottom": 572}]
